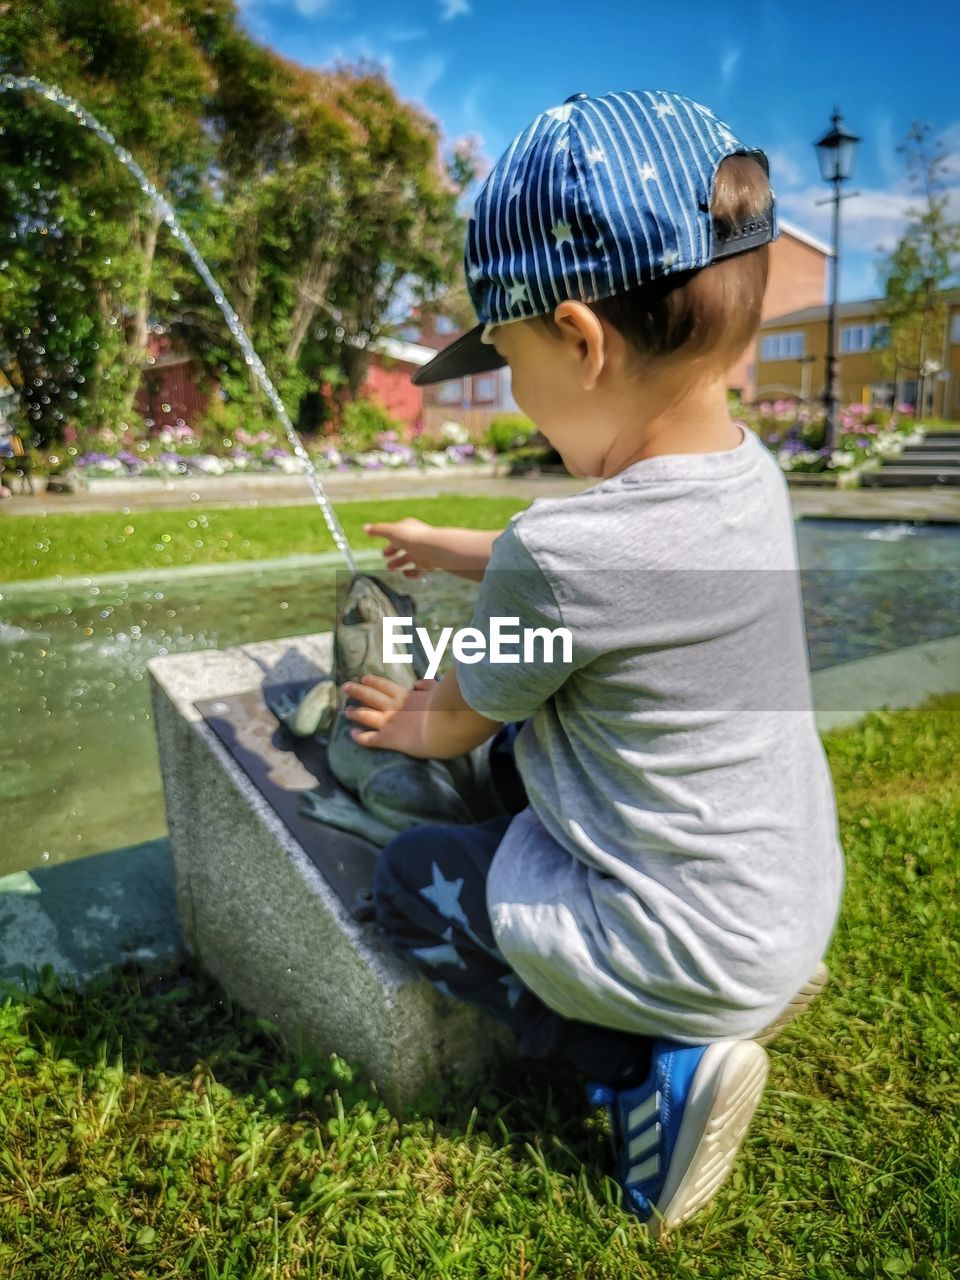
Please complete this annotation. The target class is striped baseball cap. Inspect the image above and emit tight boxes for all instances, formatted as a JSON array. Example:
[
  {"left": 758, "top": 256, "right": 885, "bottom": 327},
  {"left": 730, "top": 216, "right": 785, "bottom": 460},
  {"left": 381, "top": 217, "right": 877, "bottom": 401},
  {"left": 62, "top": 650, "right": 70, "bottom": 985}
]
[{"left": 412, "top": 88, "right": 776, "bottom": 386}]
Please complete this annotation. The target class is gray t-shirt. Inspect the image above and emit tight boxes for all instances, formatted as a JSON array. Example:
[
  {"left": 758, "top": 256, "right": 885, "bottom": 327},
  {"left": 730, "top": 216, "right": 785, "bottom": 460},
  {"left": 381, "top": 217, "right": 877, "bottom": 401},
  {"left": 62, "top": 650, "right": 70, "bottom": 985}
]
[{"left": 457, "top": 424, "right": 845, "bottom": 1043}]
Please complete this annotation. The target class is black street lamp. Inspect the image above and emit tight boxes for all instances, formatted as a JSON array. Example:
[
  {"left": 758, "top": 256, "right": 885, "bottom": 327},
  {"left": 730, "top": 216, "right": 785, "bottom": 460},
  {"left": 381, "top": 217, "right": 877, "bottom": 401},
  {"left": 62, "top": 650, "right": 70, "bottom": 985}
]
[{"left": 814, "top": 108, "right": 860, "bottom": 451}]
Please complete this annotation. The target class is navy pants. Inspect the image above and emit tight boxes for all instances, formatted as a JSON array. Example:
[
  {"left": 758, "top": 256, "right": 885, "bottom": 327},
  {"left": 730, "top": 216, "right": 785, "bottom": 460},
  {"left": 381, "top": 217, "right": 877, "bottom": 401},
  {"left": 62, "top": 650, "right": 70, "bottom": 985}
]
[{"left": 373, "top": 724, "right": 653, "bottom": 1088}]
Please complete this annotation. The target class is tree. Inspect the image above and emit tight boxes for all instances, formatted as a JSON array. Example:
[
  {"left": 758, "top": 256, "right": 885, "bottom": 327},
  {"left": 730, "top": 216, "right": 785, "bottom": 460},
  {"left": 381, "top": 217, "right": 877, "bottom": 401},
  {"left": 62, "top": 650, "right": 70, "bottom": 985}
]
[
  {"left": 0, "top": 0, "right": 213, "bottom": 444},
  {"left": 877, "top": 123, "right": 960, "bottom": 416},
  {"left": 0, "top": 0, "right": 476, "bottom": 444}
]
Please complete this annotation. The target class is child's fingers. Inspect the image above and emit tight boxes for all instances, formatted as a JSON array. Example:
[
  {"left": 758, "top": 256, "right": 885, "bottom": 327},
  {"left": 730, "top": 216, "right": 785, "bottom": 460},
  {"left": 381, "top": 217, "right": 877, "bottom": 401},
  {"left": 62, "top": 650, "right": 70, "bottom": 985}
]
[
  {"left": 365, "top": 522, "right": 408, "bottom": 542},
  {"left": 342, "top": 678, "right": 397, "bottom": 710},
  {"left": 350, "top": 726, "right": 382, "bottom": 748},
  {"left": 344, "top": 704, "right": 385, "bottom": 728},
  {"left": 358, "top": 673, "right": 407, "bottom": 697}
]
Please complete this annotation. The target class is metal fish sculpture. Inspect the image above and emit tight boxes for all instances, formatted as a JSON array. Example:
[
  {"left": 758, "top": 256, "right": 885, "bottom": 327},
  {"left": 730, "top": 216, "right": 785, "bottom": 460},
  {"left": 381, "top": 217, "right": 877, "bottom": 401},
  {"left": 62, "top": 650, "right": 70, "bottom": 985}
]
[{"left": 275, "top": 574, "right": 497, "bottom": 846}]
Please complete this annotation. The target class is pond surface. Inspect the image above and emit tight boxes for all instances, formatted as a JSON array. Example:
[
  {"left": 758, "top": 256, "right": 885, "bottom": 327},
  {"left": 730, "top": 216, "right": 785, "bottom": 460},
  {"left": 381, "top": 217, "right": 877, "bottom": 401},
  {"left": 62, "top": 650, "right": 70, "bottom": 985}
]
[{"left": 1, "top": 518, "right": 958, "bottom": 878}]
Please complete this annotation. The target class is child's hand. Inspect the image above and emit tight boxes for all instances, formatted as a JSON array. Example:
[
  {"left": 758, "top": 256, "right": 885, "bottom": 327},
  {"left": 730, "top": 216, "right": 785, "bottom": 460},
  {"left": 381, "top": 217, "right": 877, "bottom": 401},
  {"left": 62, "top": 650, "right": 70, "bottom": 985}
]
[
  {"left": 342, "top": 674, "right": 438, "bottom": 757},
  {"left": 363, "top": 518, "right": 445, "bottom": 577}
]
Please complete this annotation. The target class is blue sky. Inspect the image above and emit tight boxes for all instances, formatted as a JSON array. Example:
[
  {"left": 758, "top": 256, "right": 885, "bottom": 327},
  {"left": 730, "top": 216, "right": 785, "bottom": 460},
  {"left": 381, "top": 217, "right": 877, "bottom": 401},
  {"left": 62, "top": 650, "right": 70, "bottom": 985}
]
[{"left": 238, "top": 0, "right": 959, "bottom": 306}]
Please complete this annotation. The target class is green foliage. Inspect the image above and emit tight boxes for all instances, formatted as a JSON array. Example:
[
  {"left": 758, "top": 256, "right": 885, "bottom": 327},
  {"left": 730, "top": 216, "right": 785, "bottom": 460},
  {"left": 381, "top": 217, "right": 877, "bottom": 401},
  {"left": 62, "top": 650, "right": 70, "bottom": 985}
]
[
  {"left": 876, "top": 123, "right": 960, "bottom": 411},
  {"left": 0, "top": 0, "right": 214, "bottom": 445},
  {"left": 338, "top": 398, "right": 402, "bottom": 454},
  {"left": 0, "top": 0, "right": 474, "bottom": 446},
  {"left": 484, "top": 412, "right": 538, "bottom": 454},
  {"left": 2, "top": 695, "right": 960, "bottom": 1276}
]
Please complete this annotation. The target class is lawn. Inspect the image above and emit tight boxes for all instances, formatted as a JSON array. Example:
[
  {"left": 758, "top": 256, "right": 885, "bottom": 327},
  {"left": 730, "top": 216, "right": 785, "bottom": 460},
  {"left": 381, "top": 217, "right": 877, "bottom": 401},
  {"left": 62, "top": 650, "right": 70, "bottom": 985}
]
[
  {"left": 0, "top": 497, "right": 531, "bottom": 584},
  {"left": 1, "top": 695, "right": 959, "bottom": 1277}
]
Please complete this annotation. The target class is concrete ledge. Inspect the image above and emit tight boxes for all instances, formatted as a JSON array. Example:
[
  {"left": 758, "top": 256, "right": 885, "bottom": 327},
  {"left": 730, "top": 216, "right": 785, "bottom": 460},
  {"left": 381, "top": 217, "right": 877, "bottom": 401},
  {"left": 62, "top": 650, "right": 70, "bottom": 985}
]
[
  {"left": 148, "top": 634, "right": 511, "bottom": 1107},
  {"left": 812, "top": 633, "right": 960, "bottom": 733},
  {"left": 84, "top": 462, "right": 505, "bottom": 495}
]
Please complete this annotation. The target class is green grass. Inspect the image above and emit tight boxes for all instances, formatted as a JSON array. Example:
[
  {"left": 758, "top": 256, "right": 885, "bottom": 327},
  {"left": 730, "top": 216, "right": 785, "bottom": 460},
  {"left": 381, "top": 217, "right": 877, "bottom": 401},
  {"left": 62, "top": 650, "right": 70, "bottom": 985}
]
[
  {"left": 0, "top": 498, "right": 531, "bottom": 584},
  {"left": 2, "top": 696, "right": 960, "bottom": 1277}
]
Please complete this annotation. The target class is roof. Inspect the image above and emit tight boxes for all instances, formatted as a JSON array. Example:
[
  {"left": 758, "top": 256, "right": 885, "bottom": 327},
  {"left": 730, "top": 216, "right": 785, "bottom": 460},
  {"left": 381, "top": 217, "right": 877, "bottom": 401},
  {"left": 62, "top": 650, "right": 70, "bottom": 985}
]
[
  {"left": 762, "top": 298, "right": 887, "bottom": 328},
  {"left": 762, "top": 285, "right": 960, "bottom": 329},
  {"left": 368, "top": 335, "right": 437, "bottom": 367},
  {"left": 777, "top": 220, "right": 832, "bottom": 257}
]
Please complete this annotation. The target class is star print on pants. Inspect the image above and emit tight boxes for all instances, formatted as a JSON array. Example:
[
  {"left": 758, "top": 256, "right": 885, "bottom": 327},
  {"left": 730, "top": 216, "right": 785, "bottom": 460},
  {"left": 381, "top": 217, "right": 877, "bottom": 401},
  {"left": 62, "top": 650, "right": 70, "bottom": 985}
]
[
  {"left": 420, "top": 862, "right": 470, "bottom": 926},
  {"left": 412, "top": 927, "right": 467, "bottom": 971}
]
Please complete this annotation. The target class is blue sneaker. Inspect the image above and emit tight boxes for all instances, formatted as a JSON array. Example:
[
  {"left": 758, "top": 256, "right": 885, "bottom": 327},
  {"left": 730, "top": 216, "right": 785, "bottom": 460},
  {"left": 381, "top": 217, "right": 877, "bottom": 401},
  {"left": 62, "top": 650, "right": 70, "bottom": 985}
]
[{"left": 586, "top": 1039, "right": 769, "bottom": 1235}]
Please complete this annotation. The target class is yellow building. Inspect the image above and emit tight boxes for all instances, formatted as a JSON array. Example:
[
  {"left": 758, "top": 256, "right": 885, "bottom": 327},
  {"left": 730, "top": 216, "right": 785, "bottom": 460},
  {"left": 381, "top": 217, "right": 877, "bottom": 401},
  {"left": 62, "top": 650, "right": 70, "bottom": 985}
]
[{"left": 756, "top": 291, "right": 960, "bottom": 421}]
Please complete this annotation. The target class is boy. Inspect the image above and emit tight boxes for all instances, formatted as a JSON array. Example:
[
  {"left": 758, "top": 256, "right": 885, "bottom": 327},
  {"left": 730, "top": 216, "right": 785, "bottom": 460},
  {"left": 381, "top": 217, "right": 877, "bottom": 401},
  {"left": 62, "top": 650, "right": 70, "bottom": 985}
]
[{"left": 344, "top": 89, "right": 844, "bottom": 1234}]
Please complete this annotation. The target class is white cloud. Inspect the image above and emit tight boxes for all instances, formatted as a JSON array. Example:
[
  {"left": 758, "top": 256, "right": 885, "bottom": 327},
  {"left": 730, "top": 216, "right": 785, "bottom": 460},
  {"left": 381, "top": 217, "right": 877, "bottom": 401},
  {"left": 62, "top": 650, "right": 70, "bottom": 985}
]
[
  {"left": 780, "top": 181, "right": 960, "bottom": 258},
  {"left": 439, "top": 0, "right": 471, "bottom": 20},
  {"left": 719, "top": 44, "right": 741, "bottom": 90},
  {"left": 766, "top": 145, "right": 808, "bottom": 190}
]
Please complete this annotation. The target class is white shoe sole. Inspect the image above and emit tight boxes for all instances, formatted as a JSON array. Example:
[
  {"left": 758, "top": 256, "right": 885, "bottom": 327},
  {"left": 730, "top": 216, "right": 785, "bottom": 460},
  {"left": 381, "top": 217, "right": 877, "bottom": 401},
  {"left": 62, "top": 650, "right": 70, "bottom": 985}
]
[
  {"left": 754, "top": 961, "right": 830, "bottom": 1047},
  {"left": 653, "top": 1040, "right": 769, "bottom": 1236}
]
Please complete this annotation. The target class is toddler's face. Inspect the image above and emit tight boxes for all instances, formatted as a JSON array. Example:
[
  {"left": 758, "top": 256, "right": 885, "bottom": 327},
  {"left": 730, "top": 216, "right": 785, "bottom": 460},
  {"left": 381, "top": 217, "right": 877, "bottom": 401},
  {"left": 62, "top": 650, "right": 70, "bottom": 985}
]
[{"left": 487, "top": 316, "right": 608, "bottom": 478}]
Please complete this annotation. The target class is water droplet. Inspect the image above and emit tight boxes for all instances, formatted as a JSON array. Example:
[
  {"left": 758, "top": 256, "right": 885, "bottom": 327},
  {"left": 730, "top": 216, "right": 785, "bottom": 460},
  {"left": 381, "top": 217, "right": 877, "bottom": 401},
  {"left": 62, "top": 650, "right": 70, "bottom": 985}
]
[{"left": 40, "top": 852, "right": 50, "bottom": 863}]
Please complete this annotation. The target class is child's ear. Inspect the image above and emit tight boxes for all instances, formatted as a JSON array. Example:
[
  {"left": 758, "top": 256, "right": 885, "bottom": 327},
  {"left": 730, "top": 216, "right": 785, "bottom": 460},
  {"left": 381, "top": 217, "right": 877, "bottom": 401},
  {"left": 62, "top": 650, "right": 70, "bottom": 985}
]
[{"left": 553, "top": 303, "right": 605, "bottom": 389}]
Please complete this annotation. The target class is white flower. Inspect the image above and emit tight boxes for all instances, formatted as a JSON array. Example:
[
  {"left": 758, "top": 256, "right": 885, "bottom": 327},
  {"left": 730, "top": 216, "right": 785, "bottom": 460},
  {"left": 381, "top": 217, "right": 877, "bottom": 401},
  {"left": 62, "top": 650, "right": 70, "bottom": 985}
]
[
  {"left": 830, "top": 450, "right": 857, "bottom": 469},
  {"left": 836, "top": 468, "right": 862, "bottom": 489},
  {"left": 195, "top": 455, "right": 226, "bottom": 475},
  {"left": 874, "top": 432, "right": 903, "bottom": 457},
  {"left": 99, "top": 457, "right": 122, "bottom": 473},
  {"left": 158, "top": 429, "right": 174, "bottom": 445},
  {"left": 277, "top": 455, "right": 301, "bottom": 474},
  {"left": 777, "top": 452, "right": 795, "bottom": 471},
  {"left": 440, "top": 420, "right": 469, "bottom": 444},
  {"left": 422, "top": 450, "right": 448, "bottom": 467}
]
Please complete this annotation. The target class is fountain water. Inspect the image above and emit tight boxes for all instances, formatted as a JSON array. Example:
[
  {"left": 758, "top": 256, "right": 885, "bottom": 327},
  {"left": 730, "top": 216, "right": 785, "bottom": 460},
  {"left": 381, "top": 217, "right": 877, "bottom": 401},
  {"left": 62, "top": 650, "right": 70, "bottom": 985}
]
[{"left": 0, "top": 75, "right": 358, "bottom": 572}]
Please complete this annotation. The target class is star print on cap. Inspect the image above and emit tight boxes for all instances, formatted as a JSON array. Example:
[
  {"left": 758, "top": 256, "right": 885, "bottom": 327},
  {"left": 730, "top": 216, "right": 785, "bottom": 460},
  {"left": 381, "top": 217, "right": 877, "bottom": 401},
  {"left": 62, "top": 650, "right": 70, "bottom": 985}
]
[{"left": 412, "top": 88, "right": 777, "bottom": 386}]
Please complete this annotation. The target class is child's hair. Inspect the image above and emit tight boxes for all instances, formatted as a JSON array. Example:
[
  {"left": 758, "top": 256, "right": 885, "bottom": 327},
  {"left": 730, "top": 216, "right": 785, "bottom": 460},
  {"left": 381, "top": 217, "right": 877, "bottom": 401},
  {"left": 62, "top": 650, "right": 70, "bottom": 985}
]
[{"left": 536, "top": 153, "right": 771, "bottom": 374}]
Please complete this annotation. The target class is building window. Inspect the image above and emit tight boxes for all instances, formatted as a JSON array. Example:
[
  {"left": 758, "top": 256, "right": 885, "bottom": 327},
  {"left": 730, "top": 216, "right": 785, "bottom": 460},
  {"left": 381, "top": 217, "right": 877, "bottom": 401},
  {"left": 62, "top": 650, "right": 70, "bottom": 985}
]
[
  {"left": 760, "top": 332, "right": 805, "bottom": 361},
  {"left": 841, "top": 323, "right": 889, "bottom": 354},
  {"left": 435, "top": 379, "right": 463, "bottom": 406},
  {"left": 871, "top": 324, "right": 890, "bottom": 349},
  {"left": 472, "top": 374, "right": 497, "bottom": 404}
]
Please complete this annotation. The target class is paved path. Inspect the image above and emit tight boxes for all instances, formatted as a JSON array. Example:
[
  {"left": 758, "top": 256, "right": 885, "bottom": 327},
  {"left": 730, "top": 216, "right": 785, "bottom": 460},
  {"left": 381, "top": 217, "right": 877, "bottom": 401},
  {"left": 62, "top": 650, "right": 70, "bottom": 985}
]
[{"left": 2, "top": 469, "right": 959, "bottom": 522}]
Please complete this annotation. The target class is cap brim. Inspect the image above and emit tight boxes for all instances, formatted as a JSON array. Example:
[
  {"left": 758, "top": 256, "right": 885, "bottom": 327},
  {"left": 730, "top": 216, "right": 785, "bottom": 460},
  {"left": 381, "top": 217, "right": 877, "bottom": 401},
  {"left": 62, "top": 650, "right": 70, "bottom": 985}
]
[{"left": 411, "top": 322, "right": 507, "bottom": 387}]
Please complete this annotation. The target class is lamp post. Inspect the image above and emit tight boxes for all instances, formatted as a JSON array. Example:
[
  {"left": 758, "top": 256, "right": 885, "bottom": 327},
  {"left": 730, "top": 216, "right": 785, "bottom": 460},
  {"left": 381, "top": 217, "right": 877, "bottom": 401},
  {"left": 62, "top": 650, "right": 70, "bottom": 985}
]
[
  {"left": 798, "top": 353, "right": 817, "bottom": 406},
  {"left": 814, "top": 108, "right": 860, "bottom": 451}
]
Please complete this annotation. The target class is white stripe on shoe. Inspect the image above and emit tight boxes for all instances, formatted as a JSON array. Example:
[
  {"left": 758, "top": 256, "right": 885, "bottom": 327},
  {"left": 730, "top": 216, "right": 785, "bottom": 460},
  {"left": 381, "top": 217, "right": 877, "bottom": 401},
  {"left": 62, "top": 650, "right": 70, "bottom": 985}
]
[
  {"left": 626, "top": 1090, "right": 661, "bottom": 1132},
  {"left": 653, "top": 1040, "right": 769, "bottom": 1236}
]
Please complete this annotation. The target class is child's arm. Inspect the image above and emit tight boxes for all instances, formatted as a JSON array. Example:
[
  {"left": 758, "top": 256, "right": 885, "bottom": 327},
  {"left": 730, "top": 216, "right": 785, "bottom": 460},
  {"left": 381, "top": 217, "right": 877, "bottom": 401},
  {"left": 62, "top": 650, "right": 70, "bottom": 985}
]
[
  {"left": 364, "top": 519, "right": 501, "bottom": 581},
  {"left": 344, "top": 670, "right": 501, "bottom": 758}
]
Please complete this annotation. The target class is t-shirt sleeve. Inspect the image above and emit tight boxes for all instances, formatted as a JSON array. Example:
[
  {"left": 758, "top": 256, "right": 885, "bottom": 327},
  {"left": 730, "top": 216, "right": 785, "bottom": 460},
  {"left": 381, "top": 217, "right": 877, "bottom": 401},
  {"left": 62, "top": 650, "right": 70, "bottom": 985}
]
[{"left": 456, "top": 519, "right": 584, "bottom": 723}]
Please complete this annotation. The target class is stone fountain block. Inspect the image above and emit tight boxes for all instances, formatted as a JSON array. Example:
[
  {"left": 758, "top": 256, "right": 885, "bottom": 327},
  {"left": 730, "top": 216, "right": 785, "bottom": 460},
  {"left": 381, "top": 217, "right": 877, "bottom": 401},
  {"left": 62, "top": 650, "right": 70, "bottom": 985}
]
[{"left": 148, "top": 633, "right": 511, "bottom": 1108}]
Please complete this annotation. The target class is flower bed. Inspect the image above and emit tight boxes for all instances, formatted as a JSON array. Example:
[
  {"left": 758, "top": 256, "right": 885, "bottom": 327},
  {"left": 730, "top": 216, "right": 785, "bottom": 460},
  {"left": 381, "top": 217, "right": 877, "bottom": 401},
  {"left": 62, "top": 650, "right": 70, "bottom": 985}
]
[
  {"left": 22, "top": 403, "right": 928, "bottom": 490},
  {"left": 57, "top": 420, "right": 497, "bottom": 481},
  {"left": 736, "top": 400, "right": 924, "bottom": 487}
]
